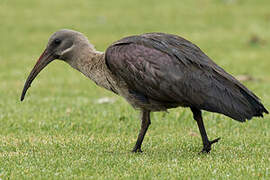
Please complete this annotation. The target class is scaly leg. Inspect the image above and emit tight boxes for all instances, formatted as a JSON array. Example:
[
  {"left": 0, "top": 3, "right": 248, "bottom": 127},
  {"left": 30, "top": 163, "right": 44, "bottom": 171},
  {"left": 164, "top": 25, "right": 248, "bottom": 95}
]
[
  {"left": 132, "top": 110, "right": 151, "bottom": 153},
  {"left": 191, "top": 107, "right": 220, "bottom": 153}
]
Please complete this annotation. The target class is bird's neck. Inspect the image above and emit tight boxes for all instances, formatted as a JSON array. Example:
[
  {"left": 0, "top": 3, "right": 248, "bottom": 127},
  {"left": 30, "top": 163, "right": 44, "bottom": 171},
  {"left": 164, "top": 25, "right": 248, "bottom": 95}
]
[{"left": 68, "top": 46, "right": 117, "bottom": 92}]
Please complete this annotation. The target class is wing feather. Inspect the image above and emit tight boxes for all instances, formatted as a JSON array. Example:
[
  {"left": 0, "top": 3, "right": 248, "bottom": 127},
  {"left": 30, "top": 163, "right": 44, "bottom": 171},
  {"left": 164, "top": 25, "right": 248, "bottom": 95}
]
[{"left": 105, "top": 33, "right": 268, "bottom": 121}]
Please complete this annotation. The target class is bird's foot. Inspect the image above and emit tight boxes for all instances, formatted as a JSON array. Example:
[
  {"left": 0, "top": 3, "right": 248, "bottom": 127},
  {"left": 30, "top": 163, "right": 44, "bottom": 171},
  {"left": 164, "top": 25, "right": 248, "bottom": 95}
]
[
  {"left": 200, "top": 137, "right": 221, "bottom": 154},
  {"left": 131, "top": 147, "right": 143, "bottom": 153}
]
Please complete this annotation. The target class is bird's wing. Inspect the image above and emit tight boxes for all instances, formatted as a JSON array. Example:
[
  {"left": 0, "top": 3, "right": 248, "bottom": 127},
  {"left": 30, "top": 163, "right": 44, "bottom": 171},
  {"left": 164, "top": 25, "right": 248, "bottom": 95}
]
[{"left": 105, "top": 33, "right": 267, "bottom": 121}]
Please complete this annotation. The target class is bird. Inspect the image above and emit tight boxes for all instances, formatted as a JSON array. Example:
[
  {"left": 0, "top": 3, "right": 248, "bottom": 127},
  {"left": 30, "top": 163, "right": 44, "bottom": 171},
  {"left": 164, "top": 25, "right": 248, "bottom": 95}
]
[{"left": 21, "top": 29, "right": 268, "bottom": 153}]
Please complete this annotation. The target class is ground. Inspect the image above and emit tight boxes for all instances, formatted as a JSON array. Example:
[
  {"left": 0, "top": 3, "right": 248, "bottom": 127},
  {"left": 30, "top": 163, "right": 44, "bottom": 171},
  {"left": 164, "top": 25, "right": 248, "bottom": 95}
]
[{"left": 0, "top": 0, "right": 270, "bottom": 179}]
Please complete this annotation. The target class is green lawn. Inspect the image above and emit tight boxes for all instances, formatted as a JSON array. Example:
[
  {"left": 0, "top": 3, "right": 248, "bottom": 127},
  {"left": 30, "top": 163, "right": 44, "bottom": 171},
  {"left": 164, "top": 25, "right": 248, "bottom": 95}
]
[{"left": 1, "top": 0, "right": 270, "bottom": 179}]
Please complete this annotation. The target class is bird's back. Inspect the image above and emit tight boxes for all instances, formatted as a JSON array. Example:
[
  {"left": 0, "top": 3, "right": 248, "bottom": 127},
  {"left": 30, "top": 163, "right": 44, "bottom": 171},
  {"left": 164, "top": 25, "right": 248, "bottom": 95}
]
[{"left": 105, "top": 33, "right": 268, "bottom": 122}]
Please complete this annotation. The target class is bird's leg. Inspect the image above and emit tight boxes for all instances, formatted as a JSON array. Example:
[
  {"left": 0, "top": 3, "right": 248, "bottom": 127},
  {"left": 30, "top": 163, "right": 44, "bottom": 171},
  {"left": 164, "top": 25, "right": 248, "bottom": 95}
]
[
  {"left": 132, "top": 110, "right": 151, "bottom": 153},
  {"left": 191, "top": 107, "right": 220, "bottom": 153}
]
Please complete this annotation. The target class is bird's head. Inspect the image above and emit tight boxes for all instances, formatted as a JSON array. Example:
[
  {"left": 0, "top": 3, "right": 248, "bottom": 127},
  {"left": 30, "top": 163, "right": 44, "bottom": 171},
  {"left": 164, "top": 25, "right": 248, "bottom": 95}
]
[{"left": 20, "top": 29, "right": 94, "bottom": 101}]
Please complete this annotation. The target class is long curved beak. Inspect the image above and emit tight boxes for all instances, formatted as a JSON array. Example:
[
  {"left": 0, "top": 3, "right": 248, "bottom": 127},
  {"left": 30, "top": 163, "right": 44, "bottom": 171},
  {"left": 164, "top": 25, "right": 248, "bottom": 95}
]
[{"left": 20, "top": 49, "right": 55, "bottom": 101}]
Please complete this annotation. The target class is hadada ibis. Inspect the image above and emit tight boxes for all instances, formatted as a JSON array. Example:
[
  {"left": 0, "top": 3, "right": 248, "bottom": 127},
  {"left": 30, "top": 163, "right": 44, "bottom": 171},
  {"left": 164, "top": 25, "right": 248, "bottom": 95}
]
[{"left": 21, "top": 29, "right": 268, "bottom": 153}]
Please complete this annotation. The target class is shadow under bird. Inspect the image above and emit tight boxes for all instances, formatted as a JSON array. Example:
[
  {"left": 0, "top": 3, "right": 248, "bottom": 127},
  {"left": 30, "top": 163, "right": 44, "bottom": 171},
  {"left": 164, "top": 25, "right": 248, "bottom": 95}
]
[{"left": 21, "top": 29, "right": 268, "bottom": 153}]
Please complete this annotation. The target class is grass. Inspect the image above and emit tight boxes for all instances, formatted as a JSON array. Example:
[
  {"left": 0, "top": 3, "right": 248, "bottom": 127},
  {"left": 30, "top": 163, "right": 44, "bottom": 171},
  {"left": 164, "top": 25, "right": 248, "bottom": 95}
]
[{"left": 0, "top": 0, "right": 270, "bottom": 179}]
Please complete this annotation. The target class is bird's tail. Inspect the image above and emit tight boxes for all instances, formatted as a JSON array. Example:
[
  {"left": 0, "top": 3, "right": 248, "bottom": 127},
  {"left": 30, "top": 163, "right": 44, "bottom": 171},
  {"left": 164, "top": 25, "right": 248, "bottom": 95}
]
[
  {"left": 239, "top": 88, "right": 269, "bottom": 119},
  {"left": 201, "top": 83, "right": 268, "bottom": 122},
  {"left": 210, "top": 69, "right": 269, "bottom": 122}
]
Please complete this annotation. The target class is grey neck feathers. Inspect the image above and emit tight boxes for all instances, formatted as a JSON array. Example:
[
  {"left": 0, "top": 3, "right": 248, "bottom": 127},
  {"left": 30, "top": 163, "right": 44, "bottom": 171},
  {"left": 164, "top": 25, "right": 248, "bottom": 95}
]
[{"left": 67, "top": 45, "right": 117, "bottom": 92}]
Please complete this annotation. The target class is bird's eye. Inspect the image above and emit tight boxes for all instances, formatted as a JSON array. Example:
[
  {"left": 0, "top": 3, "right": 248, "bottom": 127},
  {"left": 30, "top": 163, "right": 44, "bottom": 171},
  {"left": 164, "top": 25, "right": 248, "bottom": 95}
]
[{"left": 54, "top": 39, "right": 61, "bottom": 45}]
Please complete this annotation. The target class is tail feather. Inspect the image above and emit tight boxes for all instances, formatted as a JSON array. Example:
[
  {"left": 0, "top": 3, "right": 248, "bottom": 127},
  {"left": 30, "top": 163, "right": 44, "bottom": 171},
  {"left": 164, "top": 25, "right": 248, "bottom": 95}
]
[
  {"left": 240, "top": 88, "right": 269, "bottom": 118},
  {"left": 201, "top": 84, "right": 268, "bottom": 123}
]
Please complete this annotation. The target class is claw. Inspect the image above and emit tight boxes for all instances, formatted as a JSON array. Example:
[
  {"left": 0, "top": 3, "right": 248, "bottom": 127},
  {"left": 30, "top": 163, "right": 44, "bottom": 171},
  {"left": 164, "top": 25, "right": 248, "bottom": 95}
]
[
  {"left": 200, "top": 137, "right": 221, "bottom": 153},
  {"left": 210, "top": 137, "right": 221, "bottom": 144},
  {"left": 132, "top": 148, "right": 143, "bottom": 153}
]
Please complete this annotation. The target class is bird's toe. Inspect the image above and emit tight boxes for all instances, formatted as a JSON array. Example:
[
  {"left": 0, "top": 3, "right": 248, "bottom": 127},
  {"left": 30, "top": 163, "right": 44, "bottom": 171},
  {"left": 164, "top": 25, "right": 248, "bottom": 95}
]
[
  {"left": 199, "top": 137, "right": 221, "bottom": 154},
  {"left": 200, "top": 145, "right": 211, "bottom": 154},
  {"left": 131, "top": 148, "right": 143, "bottom": 153}
]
